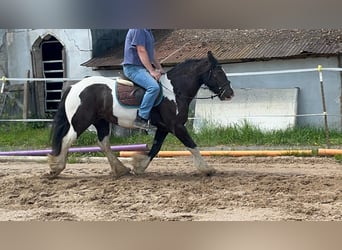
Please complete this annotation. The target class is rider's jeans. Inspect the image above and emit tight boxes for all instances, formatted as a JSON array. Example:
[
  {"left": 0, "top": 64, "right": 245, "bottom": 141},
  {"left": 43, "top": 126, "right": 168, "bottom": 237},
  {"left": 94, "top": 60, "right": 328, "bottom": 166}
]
[{"left": 123, "top": 64, "right": 160, "bottom": 120}]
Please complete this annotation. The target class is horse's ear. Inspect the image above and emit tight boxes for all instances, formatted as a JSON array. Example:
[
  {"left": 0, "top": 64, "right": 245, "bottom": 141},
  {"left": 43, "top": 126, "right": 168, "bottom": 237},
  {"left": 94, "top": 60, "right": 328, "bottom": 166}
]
[{"left": 207, "top": 51, "right": 218, "bottom": 67}]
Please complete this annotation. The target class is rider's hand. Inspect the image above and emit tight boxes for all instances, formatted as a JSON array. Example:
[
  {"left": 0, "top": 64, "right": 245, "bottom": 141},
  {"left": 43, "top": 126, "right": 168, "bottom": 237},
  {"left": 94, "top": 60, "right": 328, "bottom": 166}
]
[{"left": 150, "top": 69, "right": 162, "bottom": 81}]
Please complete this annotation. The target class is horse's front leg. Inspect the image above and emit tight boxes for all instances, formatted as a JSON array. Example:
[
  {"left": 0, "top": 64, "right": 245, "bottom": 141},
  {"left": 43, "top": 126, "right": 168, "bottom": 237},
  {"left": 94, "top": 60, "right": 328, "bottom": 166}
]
[
  {"left": 132, "top": 128, "right": 168, "bottom": 174},
  {"left": 174, "top": 124, "right": 216, "bottom": 176}
]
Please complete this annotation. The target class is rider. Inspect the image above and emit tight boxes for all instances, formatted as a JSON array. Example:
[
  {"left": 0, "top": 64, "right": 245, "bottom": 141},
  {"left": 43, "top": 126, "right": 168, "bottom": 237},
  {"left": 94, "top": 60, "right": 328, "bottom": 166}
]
[{"left": 122, "top": 29, "right": 164, "bottom": 129}]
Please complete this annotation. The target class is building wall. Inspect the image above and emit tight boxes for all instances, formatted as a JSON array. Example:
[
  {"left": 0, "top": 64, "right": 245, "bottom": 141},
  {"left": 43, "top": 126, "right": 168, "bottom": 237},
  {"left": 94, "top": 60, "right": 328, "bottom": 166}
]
[
  {"left": 0, "top": 29, "right": 111, "bottom": 118},
  {"left": 4, "top": 29, "right": 102, "bottom": 80},
  {"left": 194, "top": 87, "right": 299, "bottom": 132},
  {"left": 0, "top": 29, "right": 7, "bottom": 78},
  {"left": 222, "top": 56, "right": 341, "bottom": 129}
]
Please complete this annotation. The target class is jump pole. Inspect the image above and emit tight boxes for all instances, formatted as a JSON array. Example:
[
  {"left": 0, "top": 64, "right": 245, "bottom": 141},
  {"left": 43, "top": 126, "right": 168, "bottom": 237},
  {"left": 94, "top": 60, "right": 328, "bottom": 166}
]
[
  {"left": 318, "top": 148, "right": 342, "bottom": 156},
  {"left": 120, "top": 149, "right": 342, "bottom": 157},
  {"left": 119, "top": 149, "right": 313, "bottom": 157},
  {"left": 0, "top": 144, "right": 148, "bottom": 156}
]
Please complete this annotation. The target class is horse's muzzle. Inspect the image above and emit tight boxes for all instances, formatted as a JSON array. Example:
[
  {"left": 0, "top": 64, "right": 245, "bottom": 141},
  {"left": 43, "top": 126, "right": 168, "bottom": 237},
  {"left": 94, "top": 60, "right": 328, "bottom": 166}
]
[{"left": 219, "top": 89, "right": 234, "bottom": 101}]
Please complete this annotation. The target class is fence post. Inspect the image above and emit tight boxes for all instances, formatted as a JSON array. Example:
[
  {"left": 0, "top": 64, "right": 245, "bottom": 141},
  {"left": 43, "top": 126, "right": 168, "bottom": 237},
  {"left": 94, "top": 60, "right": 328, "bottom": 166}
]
[
  {"left": 1, "top": 76, "right": 6, "bottom": 94},
  {"left": 23, "top": 70, "right": 29, "bottom": 119},
  {"left": 318, "top": 65, "right": 330, "bottom": 148}
]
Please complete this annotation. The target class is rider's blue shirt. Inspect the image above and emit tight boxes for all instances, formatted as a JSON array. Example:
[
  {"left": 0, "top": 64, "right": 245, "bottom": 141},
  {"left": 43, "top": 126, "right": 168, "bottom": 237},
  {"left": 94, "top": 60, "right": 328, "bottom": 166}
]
[{"left": 122, "top": 29, "right": 155, "bottom": 66}]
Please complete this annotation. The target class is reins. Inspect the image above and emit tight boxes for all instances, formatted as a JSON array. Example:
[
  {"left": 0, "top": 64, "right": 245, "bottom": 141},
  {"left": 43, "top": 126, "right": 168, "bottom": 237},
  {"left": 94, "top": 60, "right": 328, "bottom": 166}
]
[
  {"left": 160, "top": 69, "right": 226, "bottom": 100},
  {"left": 160, "top": 81, "right": 220, "bottom": 100}
]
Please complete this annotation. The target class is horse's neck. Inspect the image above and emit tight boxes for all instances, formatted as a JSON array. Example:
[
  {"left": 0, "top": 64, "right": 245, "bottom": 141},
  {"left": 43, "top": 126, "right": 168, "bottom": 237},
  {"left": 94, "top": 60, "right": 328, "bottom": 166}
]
[{"left": 161, "top": 74, "right": 201, "bottom": 102}]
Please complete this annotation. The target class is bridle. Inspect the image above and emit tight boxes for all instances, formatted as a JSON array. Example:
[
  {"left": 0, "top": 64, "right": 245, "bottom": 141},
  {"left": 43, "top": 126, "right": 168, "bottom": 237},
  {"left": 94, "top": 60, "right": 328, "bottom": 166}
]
[{"left": 198, "top": 67, "right": 229, "bottom": 100}]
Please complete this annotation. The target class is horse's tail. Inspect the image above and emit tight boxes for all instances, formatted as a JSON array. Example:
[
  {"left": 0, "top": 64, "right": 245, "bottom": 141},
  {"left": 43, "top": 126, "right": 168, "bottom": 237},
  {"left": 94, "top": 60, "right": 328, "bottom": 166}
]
[{"left": 50, "top": 86, "right": 72, "bottom": 156}]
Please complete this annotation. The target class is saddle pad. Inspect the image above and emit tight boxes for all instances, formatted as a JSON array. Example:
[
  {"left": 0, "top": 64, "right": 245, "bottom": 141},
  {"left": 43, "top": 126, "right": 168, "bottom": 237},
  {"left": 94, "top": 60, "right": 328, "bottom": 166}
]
[{"left": 116, "top": 82, "right": 143, "bottom": 107}]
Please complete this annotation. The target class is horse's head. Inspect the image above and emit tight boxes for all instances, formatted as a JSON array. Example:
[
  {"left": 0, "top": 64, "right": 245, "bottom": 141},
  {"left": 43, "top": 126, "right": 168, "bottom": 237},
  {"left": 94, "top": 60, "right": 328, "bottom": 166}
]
[{"left": 201, "top": 51, "right": 234, "bottom": 100}]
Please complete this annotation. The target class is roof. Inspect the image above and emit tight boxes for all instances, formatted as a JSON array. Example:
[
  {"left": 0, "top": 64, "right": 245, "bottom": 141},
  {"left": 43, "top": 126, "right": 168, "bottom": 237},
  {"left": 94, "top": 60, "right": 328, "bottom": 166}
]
[{"left": 81, "top": 29, "right": 342, "bottom": 69}]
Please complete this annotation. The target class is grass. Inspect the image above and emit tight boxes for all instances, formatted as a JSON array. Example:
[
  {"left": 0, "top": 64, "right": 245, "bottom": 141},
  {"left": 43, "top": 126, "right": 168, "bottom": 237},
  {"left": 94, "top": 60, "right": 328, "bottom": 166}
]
[
  {"left": 0, "top": 123, "right": 51, "bottom": 150},
  {"left": 334, "top": 154, "right": 342, "bottom": 163},
  {"left": 190, "top": 123, "right": 342, "bottom": 149},
  {"left": 1, "top": 122, "right": 342, "bottom": 152}
]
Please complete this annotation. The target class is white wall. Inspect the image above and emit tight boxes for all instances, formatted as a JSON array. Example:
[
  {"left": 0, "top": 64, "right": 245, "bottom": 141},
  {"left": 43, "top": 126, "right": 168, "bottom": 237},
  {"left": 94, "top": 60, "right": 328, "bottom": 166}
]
[
  {"left": 4, "top": 29, "right": 102, "bottom": 80},
  {"left": 194, "top": 88, "right": 299, "bottom": 131}
]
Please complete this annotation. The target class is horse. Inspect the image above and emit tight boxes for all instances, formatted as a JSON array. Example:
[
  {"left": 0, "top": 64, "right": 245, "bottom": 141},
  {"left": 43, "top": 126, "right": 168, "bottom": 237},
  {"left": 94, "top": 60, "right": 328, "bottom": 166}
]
[{"left": 47, "top": 51, "right": 234, "bottom": 178}]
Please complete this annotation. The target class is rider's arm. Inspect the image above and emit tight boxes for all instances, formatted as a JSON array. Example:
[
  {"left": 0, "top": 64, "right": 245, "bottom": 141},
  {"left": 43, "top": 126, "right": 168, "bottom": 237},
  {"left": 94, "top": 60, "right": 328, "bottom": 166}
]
[
  {"left": 137, "top": 45, "right": 162, "bottom": 80},
  {"left": 152, "top": 49, "right": 164, "bottom": 73}
]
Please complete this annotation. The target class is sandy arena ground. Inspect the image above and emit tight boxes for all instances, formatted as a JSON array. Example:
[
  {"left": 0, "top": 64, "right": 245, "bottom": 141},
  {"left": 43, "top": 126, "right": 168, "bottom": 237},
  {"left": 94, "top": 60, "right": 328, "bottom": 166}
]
[{"left": 0, "top": 155, "right": 341, "bottom": 221}]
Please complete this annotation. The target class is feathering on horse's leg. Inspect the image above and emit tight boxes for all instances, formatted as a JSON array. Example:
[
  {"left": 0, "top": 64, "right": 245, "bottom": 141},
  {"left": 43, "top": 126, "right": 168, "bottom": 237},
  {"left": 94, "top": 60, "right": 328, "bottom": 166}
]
[
  {"left": 187, "top": 147, "right": 216, "bottom": 176},
  {"left": 131, "top": 153, "right": 151, "bottom": 175},
  {"left": 174, "top": 124, "right": 215, "bottom": 175},
  {"left": 48, "top": 129, "right": 77, "bottom": 178},
  {"left": 97, "top": 128, "right": 131, "bottom": 178},
  {"left": 132, "top": 129, "right": 168, "bottom": 174}
]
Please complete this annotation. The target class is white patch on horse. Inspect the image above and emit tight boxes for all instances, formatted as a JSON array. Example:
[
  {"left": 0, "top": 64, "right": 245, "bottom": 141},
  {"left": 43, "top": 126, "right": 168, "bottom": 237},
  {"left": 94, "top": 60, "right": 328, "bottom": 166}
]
[
  {"left": 160, "top": 74, "right": 178, "bottom": 114},
  {"left": 67, "top": 76, "right": 137, "bottom": 129}
]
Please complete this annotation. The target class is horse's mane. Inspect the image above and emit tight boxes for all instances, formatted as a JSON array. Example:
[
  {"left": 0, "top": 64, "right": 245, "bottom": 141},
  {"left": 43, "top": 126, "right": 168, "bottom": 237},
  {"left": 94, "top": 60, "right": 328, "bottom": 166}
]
[{"left": 167, "top": 58, "right": 204, "bottom": 79}]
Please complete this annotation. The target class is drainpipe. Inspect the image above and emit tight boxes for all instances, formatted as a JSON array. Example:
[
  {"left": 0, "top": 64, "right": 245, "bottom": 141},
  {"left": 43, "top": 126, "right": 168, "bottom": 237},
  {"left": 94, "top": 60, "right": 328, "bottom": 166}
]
[{"left": 338, "top": 53, "right": 342, "bottom": 130}]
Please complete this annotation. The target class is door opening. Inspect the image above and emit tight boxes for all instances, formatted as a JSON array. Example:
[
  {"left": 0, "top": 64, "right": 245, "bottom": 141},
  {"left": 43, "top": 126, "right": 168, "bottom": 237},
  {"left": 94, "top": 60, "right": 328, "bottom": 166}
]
[{"left": 41, "top": 36, "right": 64, "bottom": 112}]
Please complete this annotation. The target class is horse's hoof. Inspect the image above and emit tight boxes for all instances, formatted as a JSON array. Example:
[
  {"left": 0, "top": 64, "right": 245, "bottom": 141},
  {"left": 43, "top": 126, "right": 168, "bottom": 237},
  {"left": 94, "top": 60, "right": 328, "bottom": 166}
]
[
  {"left": 111, "top": 167, "right": 132, "bottom": 179},
  {"left": 41, "top": 171, "right": 58, "bottom": 179},
  {"left": 201, "top": 168, "right": 216, "bottom": 177},
  {"left": 132, "top": 168, "right": 145, "bottom": 175},
  {"left": 120, "top": 167, "right": 132, "bottom": 176},
  {"left": 131, "top": 153, "right": 150, "bottom": 175}
]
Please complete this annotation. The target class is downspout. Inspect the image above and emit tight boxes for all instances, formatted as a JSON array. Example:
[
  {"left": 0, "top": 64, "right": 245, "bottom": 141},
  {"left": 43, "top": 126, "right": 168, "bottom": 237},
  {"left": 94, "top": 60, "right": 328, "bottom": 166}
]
[{"left": 338, "top": 53, "right": 342, "bottom": 129}]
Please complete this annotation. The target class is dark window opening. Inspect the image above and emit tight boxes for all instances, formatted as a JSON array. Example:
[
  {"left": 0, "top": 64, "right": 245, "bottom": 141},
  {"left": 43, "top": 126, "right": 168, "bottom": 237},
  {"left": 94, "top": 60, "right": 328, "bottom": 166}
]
[{"left": 41, "top": 37, "right": 64, "bottom": 112}]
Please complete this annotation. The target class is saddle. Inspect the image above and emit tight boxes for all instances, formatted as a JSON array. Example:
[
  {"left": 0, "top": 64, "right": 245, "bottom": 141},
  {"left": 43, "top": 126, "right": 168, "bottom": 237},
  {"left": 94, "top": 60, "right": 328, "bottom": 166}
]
[{"left": 115, "top": 75, "right": 163, "bottom": 107}]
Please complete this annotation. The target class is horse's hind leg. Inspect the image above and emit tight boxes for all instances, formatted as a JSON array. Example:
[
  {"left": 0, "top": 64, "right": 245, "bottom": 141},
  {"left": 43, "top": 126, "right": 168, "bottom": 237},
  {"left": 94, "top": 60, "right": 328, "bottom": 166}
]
[
  {"left": 48, "top": 128, "right": 77, "bottom": 177},
  {"left": 98, "top": 135, "right": 131, "bottom": 178},
  {"left": 95, "top": 119, "right": 131, "bottom": 178}
]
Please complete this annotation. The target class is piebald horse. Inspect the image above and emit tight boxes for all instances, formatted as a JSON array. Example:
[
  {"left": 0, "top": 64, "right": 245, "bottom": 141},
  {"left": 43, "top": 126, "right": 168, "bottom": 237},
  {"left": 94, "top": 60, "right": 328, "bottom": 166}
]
[{"left": 48, "top": 51, "right": 234, "bottom": 178}]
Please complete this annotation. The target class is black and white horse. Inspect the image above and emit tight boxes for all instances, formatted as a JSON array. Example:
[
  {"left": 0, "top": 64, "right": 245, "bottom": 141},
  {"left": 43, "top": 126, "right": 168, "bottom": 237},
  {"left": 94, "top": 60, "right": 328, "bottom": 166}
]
[{"left": 48, "top": 51, "right": 234, "bottom": 178}]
